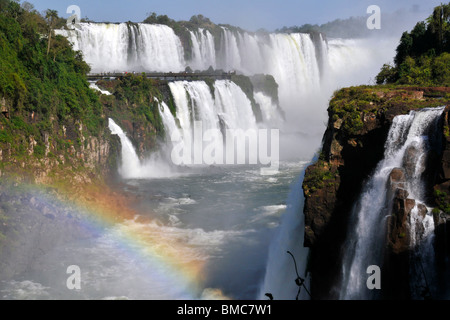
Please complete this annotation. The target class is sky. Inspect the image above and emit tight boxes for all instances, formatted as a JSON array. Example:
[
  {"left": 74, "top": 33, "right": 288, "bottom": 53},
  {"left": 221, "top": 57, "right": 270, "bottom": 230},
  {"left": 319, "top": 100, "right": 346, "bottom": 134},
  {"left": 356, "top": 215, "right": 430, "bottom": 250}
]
[{"left": 26, "top": 0, "right": 446, "bottom": 32}]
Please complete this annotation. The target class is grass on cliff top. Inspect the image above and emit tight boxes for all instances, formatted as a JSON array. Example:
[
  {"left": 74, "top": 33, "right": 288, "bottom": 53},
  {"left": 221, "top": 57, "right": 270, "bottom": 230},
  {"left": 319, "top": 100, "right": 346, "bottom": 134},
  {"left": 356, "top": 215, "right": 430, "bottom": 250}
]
[
  {"left": 331, "top": 85, "right": 450, "bottom": 111},
  {"left": 329, "top": 85, "right": 450, "bottom": 135}
]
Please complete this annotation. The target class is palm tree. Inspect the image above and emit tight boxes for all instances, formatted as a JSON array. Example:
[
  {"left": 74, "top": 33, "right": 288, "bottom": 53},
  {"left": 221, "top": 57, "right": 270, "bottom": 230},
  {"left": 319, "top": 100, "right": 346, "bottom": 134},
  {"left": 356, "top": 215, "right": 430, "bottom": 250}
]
[{"left": 45, "top": 9, "right": 58, "bottom": 56}]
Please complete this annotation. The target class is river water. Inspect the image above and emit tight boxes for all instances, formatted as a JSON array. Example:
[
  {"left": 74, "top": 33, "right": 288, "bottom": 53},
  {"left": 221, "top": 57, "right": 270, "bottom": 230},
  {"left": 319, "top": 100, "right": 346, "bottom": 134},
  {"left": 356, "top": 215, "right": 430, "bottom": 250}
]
[{"left": 0, "top": 161, "right": 307, "bottom": 300}]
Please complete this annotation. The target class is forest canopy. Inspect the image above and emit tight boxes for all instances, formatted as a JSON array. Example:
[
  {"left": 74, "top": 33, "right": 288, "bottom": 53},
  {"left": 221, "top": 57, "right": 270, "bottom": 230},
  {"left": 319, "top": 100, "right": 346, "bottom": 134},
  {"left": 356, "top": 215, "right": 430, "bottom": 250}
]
[{"left": 376, "top": 3, "right": 450, "bottom": 86}]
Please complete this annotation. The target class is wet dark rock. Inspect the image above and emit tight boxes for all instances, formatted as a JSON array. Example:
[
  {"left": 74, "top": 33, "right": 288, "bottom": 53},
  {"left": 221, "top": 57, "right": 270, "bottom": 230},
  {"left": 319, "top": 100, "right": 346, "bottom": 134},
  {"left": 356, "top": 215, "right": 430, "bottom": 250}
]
[
  {"left": 417, "top": 203, "right": 428, "bottom": 219},
  {"left": 389, "top": 168, "right": 406, "bottom": 183},
  {"left": 302, "top": 90, "right": 450, "bottom": 299},
  {"left": 395, "top": 188, "right": 409, "bottom": 200},
  {"left": 402, "top": 145, "right": 420, "bottom": 178}
]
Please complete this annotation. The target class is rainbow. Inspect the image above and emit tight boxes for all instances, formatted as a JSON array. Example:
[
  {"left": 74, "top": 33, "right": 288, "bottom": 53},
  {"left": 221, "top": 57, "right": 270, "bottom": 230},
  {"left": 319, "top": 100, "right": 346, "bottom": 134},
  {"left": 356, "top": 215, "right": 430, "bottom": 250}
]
[{"left": 21, "top": 181, "right": 209, "bottom": 300}]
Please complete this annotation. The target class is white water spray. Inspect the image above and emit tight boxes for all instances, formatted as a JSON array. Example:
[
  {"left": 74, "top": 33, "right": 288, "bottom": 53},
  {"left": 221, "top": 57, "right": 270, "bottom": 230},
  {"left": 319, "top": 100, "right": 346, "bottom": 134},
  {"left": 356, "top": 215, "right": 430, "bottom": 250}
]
[
  {"left": 340, "top": 107, "right": 445, "bottom": 300},
  {"left": 60, "top": 22, "right": 400, "bottom": 300},
  {"left": 258, "top": 170, "right": 310, "bottom": 300},
  {"left": 108, "top": 118, "right": 141, "bottom": 179},
  {"left": 57, "top": 23, "right": 185, "bottom": 72}
]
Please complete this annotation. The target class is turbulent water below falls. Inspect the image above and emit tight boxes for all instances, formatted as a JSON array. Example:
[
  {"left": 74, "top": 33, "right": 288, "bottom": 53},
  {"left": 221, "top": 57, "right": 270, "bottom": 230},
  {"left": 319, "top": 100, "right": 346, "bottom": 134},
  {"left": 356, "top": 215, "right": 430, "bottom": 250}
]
[{"left": 0, "top": 162, "right": 306, "bottom": 300}]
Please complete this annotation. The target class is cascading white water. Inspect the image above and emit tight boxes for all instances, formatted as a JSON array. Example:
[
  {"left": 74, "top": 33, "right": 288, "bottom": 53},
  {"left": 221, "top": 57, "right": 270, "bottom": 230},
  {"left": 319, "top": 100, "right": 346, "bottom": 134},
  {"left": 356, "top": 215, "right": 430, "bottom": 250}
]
[
  {"left": 58, "top": 23, "right": 396, "bottom": 138},
  {"left": 189, "top": 28, "right": 216, "bottom": 71},
  {"left": 340, "top": 107, "right": 445, "bottom": 300},
  {"left": 108, "top": 118, "right": 141, "bottom": 179},
  {"left": 58, "top": 23, "right": 326, "bottom": 113},
  {"left": 168, "top": 80, "right": 221, "bottom": 164},
  {"left": 165, "top": 79, "right": 269, "bottom": 167},
  {"left": 213, "top": 80, "right": 257, "bottom": 131},
  {"left": 56, "top": 21, "right": 400, "bottom": 300},
  {"left": 253, "top": 92, "right": 283, "bottom": 127},
  {"left": 158, "top": 100, "right": 182, "bottom": 143},
  {"left": 258, "top": 172, "right": 310, "bottom": 300},
  {"left": 89, "top": 81, "right": 112, "bottom": 95},
  {"left": 110, "top": 80, "right": 261, "bottom": 176},
  {"left": 109, "top": 103, "right": 189, "bottom": 179},
  {"left": 56, "top": 23, "right": 185, "bottom": 72}
]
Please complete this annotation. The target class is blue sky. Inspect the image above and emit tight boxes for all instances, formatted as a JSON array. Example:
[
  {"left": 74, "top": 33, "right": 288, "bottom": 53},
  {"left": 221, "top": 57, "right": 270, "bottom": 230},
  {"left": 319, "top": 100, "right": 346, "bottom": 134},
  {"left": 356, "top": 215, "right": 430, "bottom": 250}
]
[{"left": 26, "top": 0, "right": 445, "bottom": 31}]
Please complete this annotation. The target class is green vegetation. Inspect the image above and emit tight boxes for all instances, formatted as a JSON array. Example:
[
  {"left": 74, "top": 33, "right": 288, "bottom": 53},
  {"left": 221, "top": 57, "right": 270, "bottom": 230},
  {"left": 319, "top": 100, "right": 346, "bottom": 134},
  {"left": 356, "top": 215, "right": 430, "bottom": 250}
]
[
  {"left": 0, "top": 0, "right": 105, "bottom": 166},
  {"left": 0, "top": 1, "right": 99, "bottom": 125},
  {"left": 101, "top": 74, "right": 166, "bottom": 137},
  {"left": 329, "top": 87, "right": 379, "bottom": 135},
  {"left": 434, "top": 189, "right": 450, "bottom": 214},
  {"left": 329, "top": 85, "right": 450, "bottom": 136},
  {"left": 277, "top": 16, "right": 367, "bottom": 38},
  {"left": 303, "top": 160, "right": 338, "bottom": 194},
  {"left": 0, "top": 0, "right": 167, "bottom": 177},
  {"left": 376, "top": 3, "right": 450, "bottom": 86}
]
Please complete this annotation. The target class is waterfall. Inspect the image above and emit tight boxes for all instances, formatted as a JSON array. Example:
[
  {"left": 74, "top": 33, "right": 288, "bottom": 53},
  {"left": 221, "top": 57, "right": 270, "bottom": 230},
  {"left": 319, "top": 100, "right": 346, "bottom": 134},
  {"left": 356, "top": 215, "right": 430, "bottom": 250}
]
[
  {"left": 109, "top": 80, "right": 262, "bottom": 176},
  {"left": 340, "top": 107, "right": 445, "bottom": 300},
  {"left": 57, "top": 23, "right": 327, "bottom": 110},
  {"left": 253, "top": 92, "right": 283, "bottom": 127},
  {"left": 56, "top": 23, "right": 185, "bottom": 72},
  {"left": 258, "top": 172, "right": 310, "bottom": 300},
  {"left": 213, "top": 80, "right": 257, "bottom": 131},
  {"left": 57, "top": 22, "right": 400, "bottom": 300},
  {"left": 89, "top": 81, "right": 112, "bottom": 95},
  {"left": 166, "top": 80, "right": 260, "bottom": 166},
  {"left": 189, "top": 28, "right": 217, "bottom": 71},
  {"left": 108, "top": 102, "right": 182, "bottom": 179},
  {"left": 108, "top": 118, "right": 141, "bottom": 178},
  {"left": 57, "top": 22, "right": 396, "bottom": 135}
]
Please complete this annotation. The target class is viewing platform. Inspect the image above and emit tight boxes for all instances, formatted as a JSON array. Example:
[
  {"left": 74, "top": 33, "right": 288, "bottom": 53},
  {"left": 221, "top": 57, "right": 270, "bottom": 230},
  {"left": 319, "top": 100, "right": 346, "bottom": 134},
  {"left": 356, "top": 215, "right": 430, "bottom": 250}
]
[{"left": 87, "top": 72, "right": 234, "bottom": 81}]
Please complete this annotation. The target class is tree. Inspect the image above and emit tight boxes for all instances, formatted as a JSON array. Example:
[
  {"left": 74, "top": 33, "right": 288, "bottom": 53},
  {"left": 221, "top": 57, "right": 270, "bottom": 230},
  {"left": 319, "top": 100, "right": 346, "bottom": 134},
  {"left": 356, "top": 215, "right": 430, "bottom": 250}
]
[
  {"left": 426, "top": 3, "right": 450, "bottom": 52},
  {"left": 376, "top": 2, "right": 450, "bottom": 85},
  {"left": 143, "top": 12, "right": 174, "bottom": 26},
  {"left": 409, "top": 21, "right": 428, "bottom": 57},
  {"left": 45, "top": 9, "right": 58, "bottom": 57},
  {"left": 189, "top": 14, "right": 212, "bottom": 27},
  {"left": 1, "top": 0, "right": 21, "bottom": 21},
  {"left": 432, "top": 52, "right": 450, "bottom": 84},
  {"left": 375, "top": 63, "right": 397, "bottom": 84},
  {"left": 143, "top": 12, "right": 158, "bottom": 24},
  {"left": 394, "top": 32, "right": 413, "bottom": 66},
  {"left": 21, "top": 1, "right": 34, "bottom": 13}
]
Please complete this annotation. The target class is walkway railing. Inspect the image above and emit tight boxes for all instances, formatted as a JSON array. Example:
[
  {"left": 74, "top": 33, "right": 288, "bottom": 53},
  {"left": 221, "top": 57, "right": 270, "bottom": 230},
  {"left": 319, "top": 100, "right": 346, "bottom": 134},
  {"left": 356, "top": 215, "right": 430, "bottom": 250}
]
[{"left": 87, "top": 72, "right": 234, "bottom": 81}]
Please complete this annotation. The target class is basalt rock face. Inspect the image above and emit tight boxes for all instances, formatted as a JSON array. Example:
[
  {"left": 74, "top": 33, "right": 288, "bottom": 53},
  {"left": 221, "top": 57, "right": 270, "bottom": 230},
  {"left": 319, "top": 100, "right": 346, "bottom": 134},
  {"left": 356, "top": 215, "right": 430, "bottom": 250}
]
[
  {"left": 431, "top": 107, "right": 450, "bottom": 296},
  {"left": 383, "top": 168, "right": 414, "bottom": 299},
  {"left": 302, "top": 86, "right": 450, "bottom": 299},
  {"left": 0, "top": 109, "right": 122, "bottom": 186}
]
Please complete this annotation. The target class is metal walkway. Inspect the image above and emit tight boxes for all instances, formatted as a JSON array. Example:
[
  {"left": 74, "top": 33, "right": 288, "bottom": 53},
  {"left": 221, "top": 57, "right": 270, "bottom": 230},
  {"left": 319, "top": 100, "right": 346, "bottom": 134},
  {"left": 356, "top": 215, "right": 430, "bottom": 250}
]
[{"left": 87, "top": 72, "right": 234, "bottom": 81}]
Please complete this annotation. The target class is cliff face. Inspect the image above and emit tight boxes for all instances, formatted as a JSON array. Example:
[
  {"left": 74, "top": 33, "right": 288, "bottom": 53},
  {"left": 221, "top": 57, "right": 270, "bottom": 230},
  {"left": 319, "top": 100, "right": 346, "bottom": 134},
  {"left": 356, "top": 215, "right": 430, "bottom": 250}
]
[
  {"left": 0, "top": 103, "right": 121, "bottom": 186},
  {"left": 302, "top": 86, "right": 450, "bottom": 299}
]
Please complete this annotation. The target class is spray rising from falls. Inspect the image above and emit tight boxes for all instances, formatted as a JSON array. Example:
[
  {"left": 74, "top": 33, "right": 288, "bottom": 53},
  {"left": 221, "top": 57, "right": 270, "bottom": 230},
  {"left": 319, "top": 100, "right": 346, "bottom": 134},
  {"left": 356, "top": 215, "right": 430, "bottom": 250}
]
[
  {"left": 108, "top": 104, "right": 182, "bottom": 179},
  {"left": 61, "top": 23, "right": 397, "bottom": 147},
  {"left": 339, "top": 107, "right": 445, "bottom": 300},
  {"left": 258, "top": 172, "right": 310, "bottom": 300},
  {"left": 67, "top": 22, "right": 399, "bottom": 299},
  {"left": 109, "top": 80, "right": 280, "bottom": 178},
  {"left": 108, "top": 118, "right": 141, "bottom": 179},
  {"left": 57, "top": 23, "right": 185, "bottom": 72}
]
